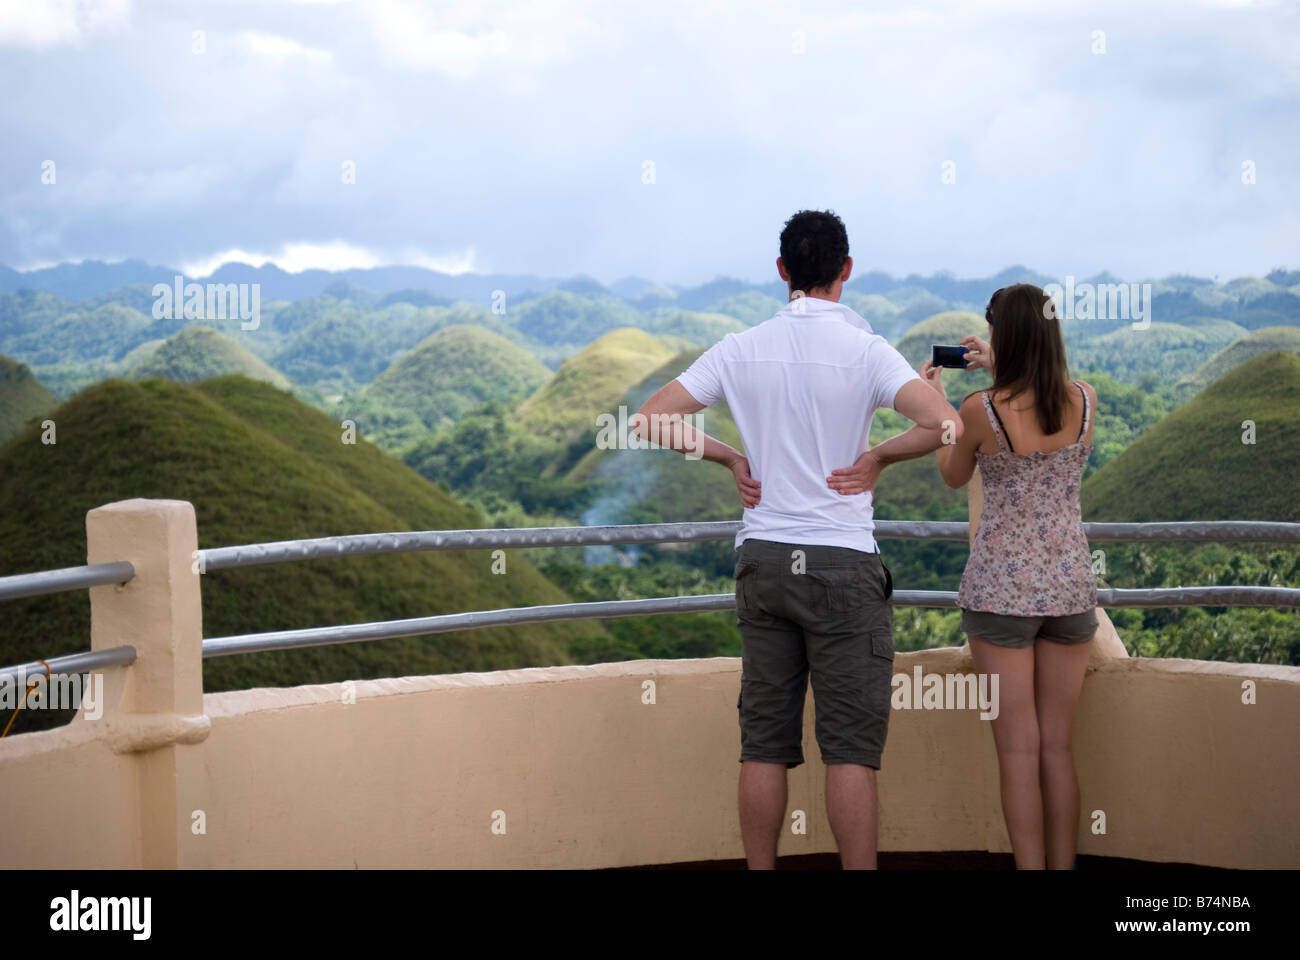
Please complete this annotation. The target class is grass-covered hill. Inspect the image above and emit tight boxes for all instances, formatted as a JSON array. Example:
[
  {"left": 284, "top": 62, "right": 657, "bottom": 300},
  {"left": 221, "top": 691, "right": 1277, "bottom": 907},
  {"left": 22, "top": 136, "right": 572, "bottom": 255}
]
[
  {"left": 1214, "top": 275, "right": 1300, "bottom": 330},
  {"left": 0, "top": 355, "right": 56, "bottom": 444},
  {"left": 840, "top": 292, "right": 908, "bottom": 338},
  {"left": 129, "top": 326, "right": 291, "bottom": 388},
  {"left": 0, "top": 295, "right": 154, "bottom": 366},
  {"left": 567, "top": 348, "right": 746, "bottom": 527},
  {"left": 4, "top": 270, "right": 1295, "bottom": 408},
  {"left": 1069, "top": 317, "right": 1246, "bottom": 384},
  {"left": 351, "top": 325, "right": 551, "bottom": 450},
  {"left": 562, "top": 347, "right": 749, "bottom": 582},
  {"left": 400, "top": 329, "right": 678, "bottom": 522},
  {"left": 399, "top": 345, "right": 754, "bottom": 660},
  {"left": 268, "top": 300, "right": 511, "bottom": 391},
  {"left": 895, "top": 311, "right": 987, "bottom": 367},
  {"left": 869, "top": 288, "right": 955, "bottom": 336},
  {"left": 642, "top": 310, "right": 747, "bottom": 346},
  {"left": 0, "top": 376, "right": 621, "bottom": 732},
  {"left": 511, "top": 290, "right": 642, "bottom": 353},
  {"left": 517, "top": 327, "right": 678, "bottom": 458},
  {"left": 704, "top": 290, "right": 783, "bottom": 327},
  {"left": 1081, "top": 351, "right": 1300, "bottom": 522},
  {"left": 893, "top": 311, "right": 992, "bottom": 405},
  {"left": 1177, "top": 326, "right": 1300, "bottom": 395}
]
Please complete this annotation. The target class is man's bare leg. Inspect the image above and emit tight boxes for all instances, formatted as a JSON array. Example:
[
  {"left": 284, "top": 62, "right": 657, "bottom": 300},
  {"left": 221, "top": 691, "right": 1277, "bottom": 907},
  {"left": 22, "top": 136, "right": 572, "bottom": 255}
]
[
  {"left": 739, "top": 760, "right": 787, "bottom": 869},
  {"left": 826, "top": 763, "right": 877, "bottom": 869}
]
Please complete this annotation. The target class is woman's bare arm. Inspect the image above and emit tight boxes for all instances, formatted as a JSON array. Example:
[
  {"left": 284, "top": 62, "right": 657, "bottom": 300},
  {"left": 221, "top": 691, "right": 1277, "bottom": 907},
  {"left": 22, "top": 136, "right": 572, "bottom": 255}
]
[{"left": 935, "top": 393, "right": 985, "bottom": 488}]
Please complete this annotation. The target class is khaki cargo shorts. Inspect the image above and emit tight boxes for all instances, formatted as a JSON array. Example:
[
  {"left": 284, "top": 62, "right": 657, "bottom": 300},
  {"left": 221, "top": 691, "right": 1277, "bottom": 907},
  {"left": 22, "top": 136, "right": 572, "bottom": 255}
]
[{"left": 734, "top": 538, "right": 895, "bottom": 770}]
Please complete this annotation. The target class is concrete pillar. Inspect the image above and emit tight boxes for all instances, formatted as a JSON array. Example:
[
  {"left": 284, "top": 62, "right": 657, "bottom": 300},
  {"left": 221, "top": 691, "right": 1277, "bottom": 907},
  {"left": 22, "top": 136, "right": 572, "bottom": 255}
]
[
  {"left": 87, "top": 499, "right": 203, "bottom": 715},
  {"left": 85, "top": 499, "right": 210, "bottom": 867}
]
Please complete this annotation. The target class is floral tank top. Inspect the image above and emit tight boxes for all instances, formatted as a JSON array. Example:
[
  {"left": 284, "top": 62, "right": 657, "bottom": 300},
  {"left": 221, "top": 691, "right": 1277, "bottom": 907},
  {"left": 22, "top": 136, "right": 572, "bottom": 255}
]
[{"left": 957, "top": 383, "right": 1097, "bottom": 616}]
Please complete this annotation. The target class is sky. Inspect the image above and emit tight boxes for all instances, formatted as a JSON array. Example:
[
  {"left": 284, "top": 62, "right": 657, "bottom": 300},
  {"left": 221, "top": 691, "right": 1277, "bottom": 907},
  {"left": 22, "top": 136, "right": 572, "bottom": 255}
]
[{"left": 1, "top": 0, "right": 1297, "bottom": 286}]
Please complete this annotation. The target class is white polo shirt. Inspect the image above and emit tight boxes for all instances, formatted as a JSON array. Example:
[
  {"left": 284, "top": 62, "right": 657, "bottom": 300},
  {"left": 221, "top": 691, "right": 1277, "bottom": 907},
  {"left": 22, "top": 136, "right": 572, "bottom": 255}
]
[{"left": 676, "top": 296, "right": 920, "bottom": 553}]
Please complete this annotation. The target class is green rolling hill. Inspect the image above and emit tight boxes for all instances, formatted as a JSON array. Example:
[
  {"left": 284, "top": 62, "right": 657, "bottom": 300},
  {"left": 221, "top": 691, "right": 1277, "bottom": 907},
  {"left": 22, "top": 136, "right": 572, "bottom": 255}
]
[
  {"left": 352, "top": 325, "right": 551, "bottom": 450},
  {"left": 841, "top": 292, "right": 906, "bottom": 338},
  {"left": 893, "top": 311, "right": 991, "bottom": 405},
  {"left": 706, "top": 291, "right": 784, "bottom": 327},
  {"left": 517, "top": 327, "right": 678, "bottom": 461},
  {"left": 563, "top": 346, "right": 748, "bottom": 584},
  {"left": 1069, "top": 317, "right": 1247, "bottom": 384},
  {"left": 0, "top": 376, "right": 621, "bottom": 733},
  {"left": 0, "top": 355, "right": 56, "bottom": 444},
  {"left": 894, "top": 311, "right": 988, "bottom": 367},
  {"left": 567, "top": 347, "right": 745, "bottom": 528},
  {"left": 643, "top": 310, "right": 747, "bottom": 347},
  {"left": 0, "top": 300, "right": 153, "bottom": 367},
  {"left": 129, "top": 326, "right": 291, "bottom": 388},
  {"left": 1081, "top": 351, "right": 1300, "bottom": 521},
  {"left": 510, "top": 290, "right": 642, "bottom": 359},
  {"left": 398, "top": 346, "right": 748, "bottom": 660},
  {"left": 120, "top": 338, "right": 166, "bottom": 368},
  {"left": 398, "top": 326, "right": 679, "bottom": 521},
  {"left": 1177, "top": 326, "right": 1300, "bottom": 395},
  {"left": 268, "top": 300, "right": 512, "bottom": 391}
]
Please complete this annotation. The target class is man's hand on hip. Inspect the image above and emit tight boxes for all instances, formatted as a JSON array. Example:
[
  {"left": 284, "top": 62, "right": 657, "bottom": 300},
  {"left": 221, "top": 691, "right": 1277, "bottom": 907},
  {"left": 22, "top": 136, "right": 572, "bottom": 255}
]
[
  {"left": 729, "top": 454, "right": 762, "bottom": 508},
  {"left": 826, "top": 450, "right": 885, "bottom": 496}
]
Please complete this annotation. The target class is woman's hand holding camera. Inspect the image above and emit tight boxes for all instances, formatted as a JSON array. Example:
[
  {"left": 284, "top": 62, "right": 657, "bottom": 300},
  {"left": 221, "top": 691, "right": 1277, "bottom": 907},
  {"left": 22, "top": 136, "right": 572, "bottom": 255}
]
[{"left": 961, "top": 335, "right": 993, "bottom": 370}]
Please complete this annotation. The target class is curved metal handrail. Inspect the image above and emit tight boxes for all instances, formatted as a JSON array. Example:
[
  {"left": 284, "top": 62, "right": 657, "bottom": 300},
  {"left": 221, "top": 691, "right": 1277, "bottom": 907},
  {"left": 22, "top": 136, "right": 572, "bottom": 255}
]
[
  {"left": 195, "top": 520, "right": 1300, "bottom": 572},
  {"left": 199, "top": 585, "right": 1300, "bottom": 659},
  {"left": 3, "top": 520, "right": 1297, "bottom": 676}
]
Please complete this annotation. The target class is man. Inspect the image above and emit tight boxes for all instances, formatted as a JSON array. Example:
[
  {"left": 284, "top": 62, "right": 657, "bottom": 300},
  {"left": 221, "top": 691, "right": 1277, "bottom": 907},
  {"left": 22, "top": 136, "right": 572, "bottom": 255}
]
[{"left": 634, "top": 210, "right": 959, "bottom": 869}]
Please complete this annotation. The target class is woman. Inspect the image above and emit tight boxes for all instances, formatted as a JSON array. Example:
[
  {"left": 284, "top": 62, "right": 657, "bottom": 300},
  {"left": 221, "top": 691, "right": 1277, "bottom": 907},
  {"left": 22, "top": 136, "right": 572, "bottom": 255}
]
[{"left": 924, "top": 283, "right": 1098, "bottom": 870}]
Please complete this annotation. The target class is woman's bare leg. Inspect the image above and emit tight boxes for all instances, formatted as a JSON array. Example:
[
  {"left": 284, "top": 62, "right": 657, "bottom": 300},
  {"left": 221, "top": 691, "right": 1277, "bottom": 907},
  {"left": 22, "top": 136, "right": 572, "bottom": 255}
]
[
  {"left": 968, "top": 636, "right": 1044, "bottom": 868},
  {"left": 1033, "top": 637, "right": 1092, "bottom": 869}
]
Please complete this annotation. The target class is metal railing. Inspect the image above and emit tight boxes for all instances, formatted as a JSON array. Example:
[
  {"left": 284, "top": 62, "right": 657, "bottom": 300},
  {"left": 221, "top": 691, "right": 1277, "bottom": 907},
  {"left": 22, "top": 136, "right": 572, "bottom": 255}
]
[
  {"left": 0, "top": 561, "right": 134, "bottom": 602},
  {"left": 2, "top": 519, "right": 1299, "bottom": 683},
  {"left": 0, "top": 646, "right": 138, "bottom": 685},
  {"left": 194, "top": 519, "right": 1300, "bottom": 571},
  {"left": 200, "top": 585, "right": 1300, "bottom": 659}
]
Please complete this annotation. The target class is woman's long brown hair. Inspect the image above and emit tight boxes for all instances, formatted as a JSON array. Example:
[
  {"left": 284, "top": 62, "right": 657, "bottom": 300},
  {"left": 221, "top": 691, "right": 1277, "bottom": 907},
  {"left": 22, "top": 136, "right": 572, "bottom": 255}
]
[{"left": 984, "top": 283, "right": 1072, "bottom": 435}]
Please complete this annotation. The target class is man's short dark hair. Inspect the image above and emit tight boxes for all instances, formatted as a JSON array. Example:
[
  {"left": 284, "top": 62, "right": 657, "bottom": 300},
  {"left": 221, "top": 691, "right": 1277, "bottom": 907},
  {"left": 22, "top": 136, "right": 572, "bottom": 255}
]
[{"left": 779, "top": 210, "right": 849, "bottom": 294}]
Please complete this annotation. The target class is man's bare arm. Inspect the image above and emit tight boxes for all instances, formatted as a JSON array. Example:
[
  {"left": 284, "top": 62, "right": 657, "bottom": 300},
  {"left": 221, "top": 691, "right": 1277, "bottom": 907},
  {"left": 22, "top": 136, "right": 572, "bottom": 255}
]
[
  {"left": 892, "top": 377, "right": 961, "bottom": 433},
  {"left": 634, "top": 380, "right": 761, "bottom": 507}
]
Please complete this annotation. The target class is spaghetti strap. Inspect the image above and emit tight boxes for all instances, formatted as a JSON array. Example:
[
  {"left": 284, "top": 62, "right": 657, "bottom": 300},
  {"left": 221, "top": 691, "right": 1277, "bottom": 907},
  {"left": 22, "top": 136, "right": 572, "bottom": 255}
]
[
  {"left": 1075, "top": 382, "right": 1090, "bottom": 442},
  {"left": 981, "top": 391, "right": 1013, "bottom": 453}
]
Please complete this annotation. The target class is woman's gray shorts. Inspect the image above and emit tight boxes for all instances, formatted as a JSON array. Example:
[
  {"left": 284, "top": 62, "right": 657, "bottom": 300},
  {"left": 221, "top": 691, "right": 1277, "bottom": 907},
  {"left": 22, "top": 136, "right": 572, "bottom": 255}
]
[{"left": 959, "top": 608, "right": 1099, "bottom": 649}]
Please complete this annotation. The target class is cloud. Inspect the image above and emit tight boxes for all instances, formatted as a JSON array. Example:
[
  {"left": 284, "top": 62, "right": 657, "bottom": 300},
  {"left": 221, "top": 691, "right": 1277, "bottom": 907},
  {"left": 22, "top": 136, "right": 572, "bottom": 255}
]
[
  {"left": 240, "top": 30, "right": 332, "bottom": 63},
  {"left": 180, "top": 242, "right": 478, "bottom": 277},
  {"left": 369, "top": 1, "right": 508, "bottom": 78},
  {"left": 0, "top": 0, "right": 129, "bottom": 49},
  {"left": 0, "top": 0, "right": 1295, "bottom": 283},
  {"left": 365, "top": 0, "right": 599, "bottom": 78}
]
